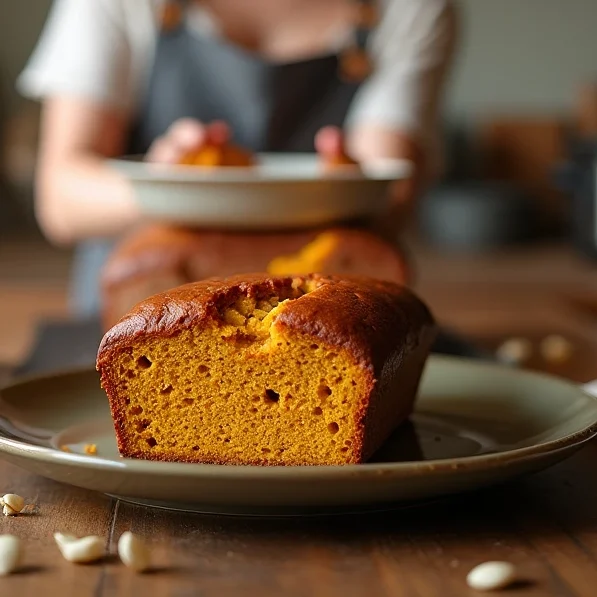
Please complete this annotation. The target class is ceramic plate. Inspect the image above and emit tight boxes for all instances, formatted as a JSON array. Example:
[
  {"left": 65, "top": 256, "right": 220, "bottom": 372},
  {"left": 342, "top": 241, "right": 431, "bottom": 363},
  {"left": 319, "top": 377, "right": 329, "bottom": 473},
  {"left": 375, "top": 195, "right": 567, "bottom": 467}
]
[
  {"left": 1, "top": 356, "right": 596, "bottom": 516},
  {"left": 109, "top": 153, "right": 411, "bottom": 230}
]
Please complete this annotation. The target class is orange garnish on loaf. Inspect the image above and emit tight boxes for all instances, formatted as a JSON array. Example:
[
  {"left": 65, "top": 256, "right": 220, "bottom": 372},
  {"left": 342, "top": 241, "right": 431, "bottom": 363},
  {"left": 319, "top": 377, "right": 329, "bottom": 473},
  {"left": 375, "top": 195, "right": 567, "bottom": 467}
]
[{"left": 267, "top": 233, "right": 341, "bottom": 275}]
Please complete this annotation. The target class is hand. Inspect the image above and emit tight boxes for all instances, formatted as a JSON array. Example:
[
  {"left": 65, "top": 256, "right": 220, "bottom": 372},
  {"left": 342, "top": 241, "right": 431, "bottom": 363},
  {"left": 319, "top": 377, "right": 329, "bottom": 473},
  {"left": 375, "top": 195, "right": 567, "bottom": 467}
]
[
  {"left": 146, "top": 119, "right": 230, "bottom": 164},
  {"left": 316, "top": 125, "right": 425, "bottom": 203},
  {"left": 314, "top": 126, "right": 347, "bottom": 162},
  {"left": 315, "top": 125, "right": 427, "bottom": 238}
]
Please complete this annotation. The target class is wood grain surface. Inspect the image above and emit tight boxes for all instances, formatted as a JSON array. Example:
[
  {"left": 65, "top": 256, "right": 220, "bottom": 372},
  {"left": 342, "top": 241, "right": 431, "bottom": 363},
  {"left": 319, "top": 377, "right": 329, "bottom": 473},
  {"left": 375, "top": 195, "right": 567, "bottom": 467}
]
[
  {"left": 1, "top": 239, "right": 597, "bottom": 596},
  {"left": 3, "top": 440, "right": 597, "bottom": 597}
]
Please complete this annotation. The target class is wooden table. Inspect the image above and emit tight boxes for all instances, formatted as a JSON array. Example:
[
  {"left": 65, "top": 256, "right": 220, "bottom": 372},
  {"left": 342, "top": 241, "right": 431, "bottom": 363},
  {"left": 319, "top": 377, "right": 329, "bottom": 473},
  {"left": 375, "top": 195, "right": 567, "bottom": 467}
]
[{"left": 2, "top": 239, "right": 597, "bottom": 596}]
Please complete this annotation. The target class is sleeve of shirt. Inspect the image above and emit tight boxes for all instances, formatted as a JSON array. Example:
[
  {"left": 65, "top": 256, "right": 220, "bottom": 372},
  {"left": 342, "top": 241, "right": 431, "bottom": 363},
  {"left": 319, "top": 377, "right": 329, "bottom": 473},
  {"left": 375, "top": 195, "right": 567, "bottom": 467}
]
[
  {"left": 345, "top": 0, "right": 457, "bottom": 145},
  {"left": 16, "top": 0, "right": 136, "bottom": 112}
]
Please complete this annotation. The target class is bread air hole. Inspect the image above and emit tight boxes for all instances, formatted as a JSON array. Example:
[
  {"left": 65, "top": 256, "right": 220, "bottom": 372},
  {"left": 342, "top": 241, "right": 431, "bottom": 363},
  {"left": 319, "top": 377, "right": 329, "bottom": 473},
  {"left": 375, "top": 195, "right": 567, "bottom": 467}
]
[
  {"left": 264, "top": 389, "right": 280, "bottom": 403},
  {"left": 135, "top": 420, "right": 150, "bottom": 433},
  {"left": 137, "top": 356, "right": 152, "bottom": 369},
  {"left": 318, "top": 384, "right": 332, "bottom": 399},
  {"left": 328, "top": 422, "right": 340, "bottom": 435},
  {"left": 146, "top": 437, "right": 157, "bottom": 448}
]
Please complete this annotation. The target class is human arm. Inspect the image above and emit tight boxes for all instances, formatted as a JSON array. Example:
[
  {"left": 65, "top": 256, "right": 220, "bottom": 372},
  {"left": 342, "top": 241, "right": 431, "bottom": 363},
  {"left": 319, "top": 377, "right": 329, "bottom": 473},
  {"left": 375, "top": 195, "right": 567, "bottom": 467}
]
[
  {"left": 35, "top": 98, "right": 138, "bottom": 244},
  {"left": 344, "top": 0, "right": 458, "bottom": 200},
  {"left": 18, "top": 0, "right": 152, "bottom": 244},
  {"left": 36, "top": 100, "right": 230, "bottom": 245}
]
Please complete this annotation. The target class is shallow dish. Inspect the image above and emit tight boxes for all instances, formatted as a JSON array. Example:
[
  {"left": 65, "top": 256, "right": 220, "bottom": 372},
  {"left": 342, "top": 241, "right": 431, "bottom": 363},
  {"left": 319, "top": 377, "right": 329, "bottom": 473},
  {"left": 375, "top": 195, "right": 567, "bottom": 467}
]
[
  {"left": 109, "top": 153, "right": 411, "bottom": 230},
  {"left": 0, "top": 356, "right": 596, "bottom": 516}
]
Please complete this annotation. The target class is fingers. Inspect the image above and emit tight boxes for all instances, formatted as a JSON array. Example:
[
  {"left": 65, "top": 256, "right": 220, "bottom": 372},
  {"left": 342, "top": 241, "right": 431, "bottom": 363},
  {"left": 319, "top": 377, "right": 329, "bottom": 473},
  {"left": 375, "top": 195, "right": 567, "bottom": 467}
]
[
  {"left": 168, "top": 118, "right": 208, "bottom": 149},
  {"left": 146, "top": 119, "right": 231, "bottom": 163},
  {"left": 206, "top": 121, "right": 231, "bottom": 146},
  {"left": 146, "top": 137, "right": 182, "bottom": 163},
  {"left": 314, "top": 126, "right": 345, "bottom": 158}
]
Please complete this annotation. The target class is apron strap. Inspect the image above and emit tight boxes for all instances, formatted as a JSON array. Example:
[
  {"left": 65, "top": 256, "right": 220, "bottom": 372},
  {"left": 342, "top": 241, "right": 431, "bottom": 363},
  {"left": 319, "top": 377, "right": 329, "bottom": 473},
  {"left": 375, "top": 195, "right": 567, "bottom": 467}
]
[
  {"left": 339, "top": 0, "right": 378, "bottom": 82},
  {"left": 159, "top": 0, "right": 188, "bottom": 33}
]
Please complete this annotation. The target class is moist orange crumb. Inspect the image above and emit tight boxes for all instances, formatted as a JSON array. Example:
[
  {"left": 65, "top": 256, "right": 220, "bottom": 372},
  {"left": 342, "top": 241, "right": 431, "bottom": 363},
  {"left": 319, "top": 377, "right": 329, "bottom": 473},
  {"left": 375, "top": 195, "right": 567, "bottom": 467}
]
[{"left": 84, "top": 444, "right": 98, "bottom": 455}]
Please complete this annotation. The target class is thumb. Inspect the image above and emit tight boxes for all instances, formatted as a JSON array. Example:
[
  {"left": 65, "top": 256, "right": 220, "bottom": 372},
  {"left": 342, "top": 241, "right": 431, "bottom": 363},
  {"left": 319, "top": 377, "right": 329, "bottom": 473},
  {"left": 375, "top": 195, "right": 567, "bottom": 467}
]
[{"left": 314, "top": 126, "right": 345, "bottom": 158}]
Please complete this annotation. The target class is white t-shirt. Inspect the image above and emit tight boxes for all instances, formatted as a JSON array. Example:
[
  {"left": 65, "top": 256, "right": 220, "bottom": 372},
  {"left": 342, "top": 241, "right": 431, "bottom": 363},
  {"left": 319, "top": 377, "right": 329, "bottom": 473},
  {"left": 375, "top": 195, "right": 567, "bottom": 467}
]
[{"left": 18, "top": 0, "right": 455, "bottom": 156}]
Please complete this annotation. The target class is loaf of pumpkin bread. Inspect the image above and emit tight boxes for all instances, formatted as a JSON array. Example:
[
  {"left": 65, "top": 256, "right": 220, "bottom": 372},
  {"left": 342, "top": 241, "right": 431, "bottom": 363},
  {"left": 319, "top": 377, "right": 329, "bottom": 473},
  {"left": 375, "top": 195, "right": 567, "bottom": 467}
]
[
  {"left": 97, "top": 273, "right": 436, "bottom": 466},
  {"left": 100, "top": 225, "right": 410, "bottom": 330}
]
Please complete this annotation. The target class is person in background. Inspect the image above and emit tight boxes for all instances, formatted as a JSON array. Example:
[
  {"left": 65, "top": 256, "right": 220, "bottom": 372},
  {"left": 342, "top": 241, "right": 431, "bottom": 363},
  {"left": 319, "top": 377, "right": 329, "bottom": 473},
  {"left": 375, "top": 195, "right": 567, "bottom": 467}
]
[{"left": 18, "top": 0, "right": 457, "bottom": 316}]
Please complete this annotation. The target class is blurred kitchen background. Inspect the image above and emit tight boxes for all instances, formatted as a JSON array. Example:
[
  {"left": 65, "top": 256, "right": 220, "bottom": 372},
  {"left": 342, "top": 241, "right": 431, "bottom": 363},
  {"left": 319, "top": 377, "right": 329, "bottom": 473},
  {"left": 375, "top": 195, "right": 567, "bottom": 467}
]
[
  {"left": 1, "top": 0, "right": 597, "bottom": 376},
  {"left": 4, "top": 0, "right": 597, "bottom": 240}
]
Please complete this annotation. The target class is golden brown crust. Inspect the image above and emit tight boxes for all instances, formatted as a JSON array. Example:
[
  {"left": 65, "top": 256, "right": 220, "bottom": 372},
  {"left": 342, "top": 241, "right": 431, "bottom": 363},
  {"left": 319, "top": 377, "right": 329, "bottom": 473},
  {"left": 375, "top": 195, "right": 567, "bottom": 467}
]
[{"left": 97, "top": 274, "right": 432, "bottom": 370}]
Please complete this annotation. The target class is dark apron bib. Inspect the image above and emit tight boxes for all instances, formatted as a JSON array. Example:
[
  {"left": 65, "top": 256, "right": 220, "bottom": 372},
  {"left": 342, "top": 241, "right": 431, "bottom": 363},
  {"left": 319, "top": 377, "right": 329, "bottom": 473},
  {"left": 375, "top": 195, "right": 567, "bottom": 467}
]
[
  {"left": 129, "top": 27, "right": 360, "bottom": 154},
  {"left": 71, "top": 12, "right": 362, "bottom": 317}
]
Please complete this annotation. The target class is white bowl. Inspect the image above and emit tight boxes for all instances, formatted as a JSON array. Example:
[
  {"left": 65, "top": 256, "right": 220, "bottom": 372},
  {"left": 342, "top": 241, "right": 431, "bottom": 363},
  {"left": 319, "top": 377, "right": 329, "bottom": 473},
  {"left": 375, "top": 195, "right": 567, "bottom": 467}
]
[{"left": 109, "top": 153, "right": 412, "bottom": 230}]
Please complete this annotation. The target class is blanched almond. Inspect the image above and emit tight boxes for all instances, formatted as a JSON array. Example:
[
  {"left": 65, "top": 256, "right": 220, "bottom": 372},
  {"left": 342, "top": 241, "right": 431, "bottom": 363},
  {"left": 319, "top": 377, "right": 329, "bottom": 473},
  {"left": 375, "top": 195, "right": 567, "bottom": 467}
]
[
  {"left": 118, "top": 532, "right": 151, "bottom": 572},
  {"left": 54, "top": 533, "right": 105, "bottom": 563}
]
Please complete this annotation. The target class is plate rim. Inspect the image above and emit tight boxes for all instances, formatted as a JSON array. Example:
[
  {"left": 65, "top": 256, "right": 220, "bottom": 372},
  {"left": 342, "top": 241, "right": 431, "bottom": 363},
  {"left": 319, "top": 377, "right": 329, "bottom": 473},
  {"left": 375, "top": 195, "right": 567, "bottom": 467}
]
[
  {"left": 1, "top": 355, "right": 597, "bottom": 479},
  {"left": 108, "top": 153, "right": 413, "bottom": 184}
]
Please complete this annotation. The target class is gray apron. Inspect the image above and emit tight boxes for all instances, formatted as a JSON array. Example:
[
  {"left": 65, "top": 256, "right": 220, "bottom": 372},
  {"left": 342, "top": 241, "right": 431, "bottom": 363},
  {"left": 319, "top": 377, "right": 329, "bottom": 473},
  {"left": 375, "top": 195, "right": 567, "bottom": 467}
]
[{"left": 70, "top": 3, "right": 364, "bottom": 317}]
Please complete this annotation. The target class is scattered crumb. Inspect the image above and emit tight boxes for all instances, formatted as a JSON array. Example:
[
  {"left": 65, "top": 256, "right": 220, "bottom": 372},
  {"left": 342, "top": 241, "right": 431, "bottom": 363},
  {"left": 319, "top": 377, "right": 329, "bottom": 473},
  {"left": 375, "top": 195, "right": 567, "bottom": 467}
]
[
  {"left": 19, "top": 504, "right": 36, "bottom": 516},
  {"left": 60, "top": 446, "right": 72, "bottom": 453},
  {"left": 84, "top": 444, "right": 98, "bottom": 456},
  {"left": 540, "top": 335, "right": 573, "bottom": 364},
  {"left": 495, "top": 338, "right": 532, "bottom": 365}
]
